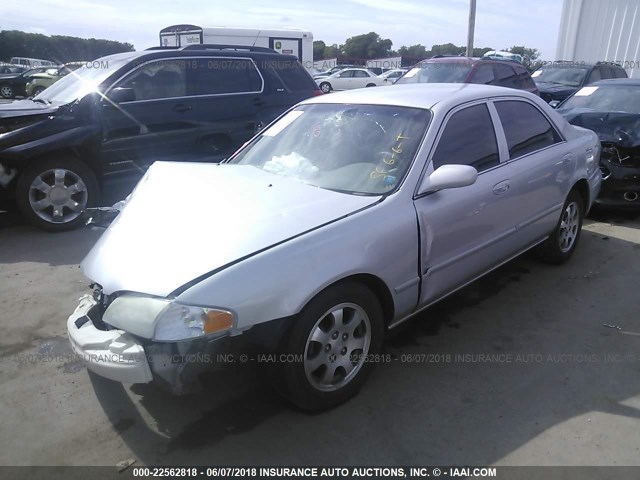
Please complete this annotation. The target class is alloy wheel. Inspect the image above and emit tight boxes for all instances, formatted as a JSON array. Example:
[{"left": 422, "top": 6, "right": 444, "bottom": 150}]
[
  {"left": 558, "top": 201, "right": 580, "bottom": 253},
  {"left": 303, "top": 302, "right": 371, "bottom": 392},
  {"left": 28, "top": 168, "right": 88, "bottom": 224}
]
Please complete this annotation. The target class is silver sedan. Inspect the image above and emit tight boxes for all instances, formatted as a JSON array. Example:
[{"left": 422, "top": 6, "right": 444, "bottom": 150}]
[{"left": 68, "top": 84, "right": 602, "bottom": 410}]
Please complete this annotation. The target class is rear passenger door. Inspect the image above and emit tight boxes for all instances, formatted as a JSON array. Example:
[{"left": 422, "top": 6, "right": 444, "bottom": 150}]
[
  {"left": 414, "top": 102, "right": 520, "bottom": 306},
  {"left": 492, "top": 99, "right": 569, "bottom": 245}
]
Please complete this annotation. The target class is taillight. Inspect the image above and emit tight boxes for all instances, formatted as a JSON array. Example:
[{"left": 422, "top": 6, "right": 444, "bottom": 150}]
[{"left": 312, "top": 89, "right": 324, "bottom": 96}]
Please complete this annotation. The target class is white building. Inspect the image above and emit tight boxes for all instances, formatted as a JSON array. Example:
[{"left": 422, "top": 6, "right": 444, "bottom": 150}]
[{"left": 556, "top": 0, "right": 640, "bottom": 78}]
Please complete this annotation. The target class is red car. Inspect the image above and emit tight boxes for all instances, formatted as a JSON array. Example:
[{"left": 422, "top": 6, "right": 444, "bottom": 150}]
[{"left": 396, "top": 56, "right": 539, "bottom": 96}]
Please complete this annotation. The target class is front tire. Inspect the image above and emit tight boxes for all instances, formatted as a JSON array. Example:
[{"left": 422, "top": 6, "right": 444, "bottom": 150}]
[
  {"left": 319, "top": 82, "right": 332, "bottom": 94},
  {"left": 16, "top": 157, "right": 99, "bottom": 232},
  {"left": 0, "top": 84, "right": 13, "bottom": 99},
  {"left": 365, "top": 83, "right": 376, "bottom": 87},
  {"left": 278, "top": 282, "right": 384, "bottom": 411},
  {"left": 32, "top": 86, "right": 46, "bottom": 96},
  {"left": 534, "top": 190, "right": 584, "bottom": 264}
]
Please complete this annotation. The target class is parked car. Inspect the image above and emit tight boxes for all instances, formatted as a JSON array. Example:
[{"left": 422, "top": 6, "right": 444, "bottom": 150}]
[
  {"left": 558, "top": 79, "right": 640, "bottom": 209},
  {"left": 316, "top": 68, "right": 382, "bottom": 93},
  {"left": 313, "top": 65, "right": 360, "bottom": 79},
  {"left": 483, "top": 50, "right": 523, "bottom": 63},
  {"left": 395, "top": 57, "right": 539, "bottom": 95},
  {"left": 68, "top": 84, "right": 601, "bottom": 411},
  {"left": 0, "top": 63, "right": 28, "bottom": 76},
  {"left": 533, "top": 61, "right": 628, "bottom": 105},
  {"left": 24, "top": 62, "right": 86, "bottom": 97},
  {"left": 10, "top": 57, "right": 57, "bottom": 68},
  {"left": 378, "top": 68, "right": 408, "bottom": 84},
  {"left": 0, "top": 45, "right": 321, "bottom": 231},
  {"left": 0, "top": 67, "right": 52, "bottom": 99}
]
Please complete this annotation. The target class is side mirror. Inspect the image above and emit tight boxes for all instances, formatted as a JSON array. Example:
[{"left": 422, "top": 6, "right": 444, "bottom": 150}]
[
  {"left": 106, "top": 87, "right": 136, "bottom": 104},
  {"left": 549, "top": 100, "right": 561, "bottom": 109},
  {"left": 419, "top": 164, "right": 478, "bottom": 195}
]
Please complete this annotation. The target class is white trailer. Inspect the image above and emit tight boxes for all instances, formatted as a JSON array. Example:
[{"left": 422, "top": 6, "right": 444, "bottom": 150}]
[{"left": 159, "top": 25, "right": 314, "bottom": 72}]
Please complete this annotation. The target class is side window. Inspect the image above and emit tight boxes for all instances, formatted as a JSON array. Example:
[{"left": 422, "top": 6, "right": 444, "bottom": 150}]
[
  {"left": 186, "top": 58, "right": 262, "bottom": 96},
  {"left": 587, "top": 68, "right": 602, "bottom": 84},
  {"left": 432, "top": 104, "right": 500, "bottom": 172},
  {"left": 470, "top": 64, "right": 495, "bottom": 84},
  {"left": 353, "top": 70, "right": 370, "bottom": 78},
  {"left": 495, "top": 101, "right": 562, "bottom": 159},
  {"left": 493, "top": 64, "right": 519, "bottom": 88},
  {"left": 338, "top": 70, "right": 354, "bottom": 78},
  {"left": 615, "top": 67, "right": 628, "bottom": 78},
  {"left": 118, "top": 60, "right": 187, "bottom": 101},
  {"left": 599, "top": 67, "right": 613, "bottom": 79}
]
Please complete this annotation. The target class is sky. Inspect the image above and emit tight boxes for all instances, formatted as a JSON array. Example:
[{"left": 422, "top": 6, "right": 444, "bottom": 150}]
[{"left": 3, "top": 0, "right": 565, "bottom": 59}]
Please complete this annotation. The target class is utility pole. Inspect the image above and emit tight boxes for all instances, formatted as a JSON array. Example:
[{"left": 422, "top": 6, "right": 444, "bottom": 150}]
[{"left": 466, "top": 0, "right": 477, "bottom": 57}]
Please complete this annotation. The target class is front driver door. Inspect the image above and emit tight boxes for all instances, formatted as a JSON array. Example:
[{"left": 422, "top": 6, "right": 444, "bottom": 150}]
[
  {"left": 99, "top": 58, "right": 193, "bottom": 179},
  {"left": 413, "top": 102, "right": 519, "bottom": 306}
]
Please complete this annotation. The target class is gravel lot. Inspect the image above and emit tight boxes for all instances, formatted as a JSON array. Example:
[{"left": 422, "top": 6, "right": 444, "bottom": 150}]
[{"left": 0, "top": 210, "right": 639, "bottom": 468}]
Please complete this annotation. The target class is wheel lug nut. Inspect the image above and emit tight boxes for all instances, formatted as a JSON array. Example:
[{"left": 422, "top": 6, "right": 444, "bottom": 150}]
[
  {"left": 342, "top": 333, "right": 348, "bottom": 340},
  {"left": 341, "top": 347, "right": 347, "bottom": 355},
  {"left": 325, "top": 344, "right": 331, "bottom": 352},
  {"left": 332, "top": 331, "right": 339, "bottom": 339}
]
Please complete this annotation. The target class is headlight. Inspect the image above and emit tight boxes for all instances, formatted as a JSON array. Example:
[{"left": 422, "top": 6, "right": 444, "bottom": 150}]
[
  {"left": 153, "top": 303, "right": 234, "bottom": 342},
  {"left": 101, "top": 295, "right": 235, "bottom": 342}
]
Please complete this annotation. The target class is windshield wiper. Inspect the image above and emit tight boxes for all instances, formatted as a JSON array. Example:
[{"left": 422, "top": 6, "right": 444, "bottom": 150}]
[{"left": 31, "top": 98, "right": 50, "bottom": 105}]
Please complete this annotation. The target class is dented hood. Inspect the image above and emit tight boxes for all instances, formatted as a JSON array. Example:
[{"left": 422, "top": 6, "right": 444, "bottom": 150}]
[
  {"left": 559, "top": 109, "right": 640, "bottom": 147},
  {"left": 82, "top": 162, "right": 380, "bottom": 297}
]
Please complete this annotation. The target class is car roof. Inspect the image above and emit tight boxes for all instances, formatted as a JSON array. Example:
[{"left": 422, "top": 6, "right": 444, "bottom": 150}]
[
  {"left": 301, "top": 83, "right": 536, "bottom": 110},
  {"left": 95, "top": 47, "right": 299, "bottom": 63},
  {"left": 591, "top": 78, "right": 640, "bottom": 86}
]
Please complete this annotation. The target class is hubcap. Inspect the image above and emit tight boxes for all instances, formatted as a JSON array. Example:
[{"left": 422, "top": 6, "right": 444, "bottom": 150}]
[
  {"left": 0, "top": 86, "right": 12, "bottom": 97},
  {"left": 28, "top": 168, "right": 88, "bottom": 224},
  {"left": 321, "top": 84, "right": 330, "bottom": 93},
  {"left": 558, "top": 201, "right": 580, "bottom": 253},
  {"left": 303, "top": 302, "right": 371, "bottom": 392}
]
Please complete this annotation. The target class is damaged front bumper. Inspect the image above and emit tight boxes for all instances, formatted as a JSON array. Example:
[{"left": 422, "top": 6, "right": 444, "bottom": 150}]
[
  {"left": 67, "top": 295, "right": 153, "bottom": 384},
  {"left": 596, "top": 145, "right": 640, "bottom": 209},
  {"left": 67, "top": 295, "right": 234, "bottom": 393}
]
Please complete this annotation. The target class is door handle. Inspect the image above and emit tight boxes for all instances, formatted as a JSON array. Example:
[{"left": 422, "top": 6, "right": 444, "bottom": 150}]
[
  {"left": 562, "top": 154, "right": 574, "bottom": 164},
  {"left": 172, "top": 103, "right": 191, "bottom": 113},
  {"left": 493, "top": 180, "right": 510, "bottom": 195}
]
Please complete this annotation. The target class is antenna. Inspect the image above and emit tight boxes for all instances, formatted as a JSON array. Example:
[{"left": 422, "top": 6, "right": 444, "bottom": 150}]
[{"left": 252, "top": 30, "right": 261, "bottom": 47}]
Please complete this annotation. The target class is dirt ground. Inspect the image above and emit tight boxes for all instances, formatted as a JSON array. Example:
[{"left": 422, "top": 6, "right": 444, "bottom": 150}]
[{"left": 1, "top": 210, "right": 639, "bottom": 468}]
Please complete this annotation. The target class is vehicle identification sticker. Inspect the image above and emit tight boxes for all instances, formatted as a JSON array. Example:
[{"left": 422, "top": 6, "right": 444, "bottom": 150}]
[
  {"left": 263, "top": 110, "right": 305, "bottom": 136},
  {"left": 575, "top": 86, "right": 599, "bottom": 96},
  {"left": 531, "top": 70, "right": 542, "bottom": 78},
  {"left": 403, "top": 68, "right": 419, "bottom": 78}
]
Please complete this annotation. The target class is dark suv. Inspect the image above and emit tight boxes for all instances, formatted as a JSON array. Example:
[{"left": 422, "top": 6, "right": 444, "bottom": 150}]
[
  {"left": 395, "top": 56, "right": 539, "bottom": 95},
  {"left": 533, "top": 61, "right": 628, "bottom": 105},
  {"left": 0, "top": 45, "right": 321, "bottom": 231}
]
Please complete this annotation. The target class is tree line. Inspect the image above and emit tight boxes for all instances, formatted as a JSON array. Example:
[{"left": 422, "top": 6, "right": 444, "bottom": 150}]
[
  {"left": 313, "top": 32, "right": 541, "bottom": 68},
  {"left": 0, "top": 30, "right": 134, "bottom": 64}
]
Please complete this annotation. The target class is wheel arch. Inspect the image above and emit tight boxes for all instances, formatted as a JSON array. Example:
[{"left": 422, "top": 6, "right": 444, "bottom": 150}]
[
  {"left": 313, "top": 273, "right": 396, "bottom": 328},
  {"left": 571, "top": 178, "right": 590, "bottom": 210}
]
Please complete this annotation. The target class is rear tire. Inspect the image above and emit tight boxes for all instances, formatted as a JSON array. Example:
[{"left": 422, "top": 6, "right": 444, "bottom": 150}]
[
  {"left": 366, "top": 83, "right": 376, "bottom": 87},
  {"left": 534, "top": 190, "right": 584, "bottom": 264},
  {"left": 276, "top": 282, "right": 384, "bottom": 411},
  {"left": 16, "top": 157, "right": 99, "bottom": 232}
]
